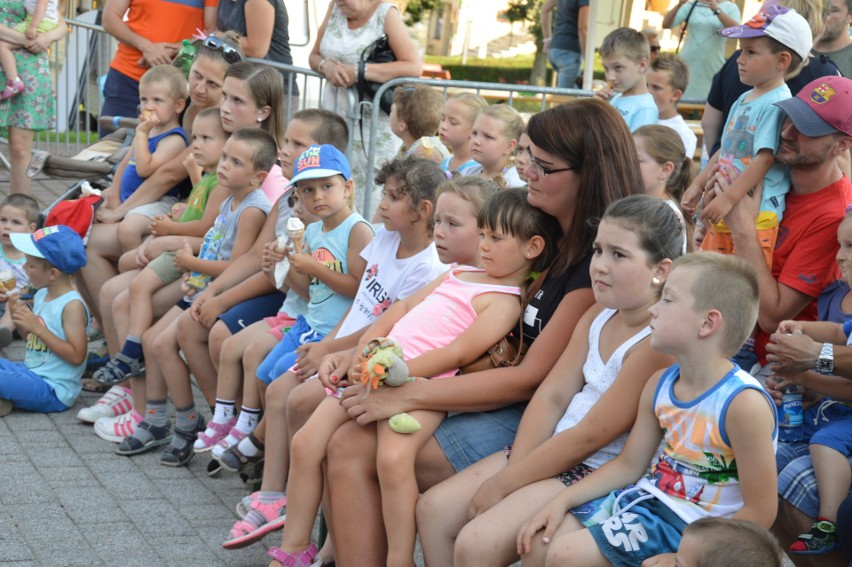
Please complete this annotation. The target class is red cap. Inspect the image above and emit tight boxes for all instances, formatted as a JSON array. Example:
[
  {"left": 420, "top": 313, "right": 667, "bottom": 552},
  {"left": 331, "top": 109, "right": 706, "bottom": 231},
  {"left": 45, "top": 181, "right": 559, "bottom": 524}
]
[{"left": 774, "top": 76, "right": 852, "bottom": 138}]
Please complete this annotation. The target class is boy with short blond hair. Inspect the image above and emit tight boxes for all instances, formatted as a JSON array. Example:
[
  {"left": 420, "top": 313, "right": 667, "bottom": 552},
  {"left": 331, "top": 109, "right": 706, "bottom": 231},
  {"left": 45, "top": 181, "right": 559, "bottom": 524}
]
[
  {"left": 517, "top": 253, "right": 778, "bottom": 566},
  {"left": 598, "top": 27, "right": 658, "bottom": 132},
  {"left": 649, "top": 53, "right": 698, "bottom": 158},
  {"left": 677, "top": 517, "right": 784, "bottom": 567},
  {"left": 0, "top": 194, "right": 39, "bottom": 347},
  {"left": 682, "top": 6, "right": 813, "bottom": 263},
  {"left": 390, "top": 84, "right": 449, "bottom": 164},
  {"left": 0, "top": 226, "right": 89, "bottom": 416}
]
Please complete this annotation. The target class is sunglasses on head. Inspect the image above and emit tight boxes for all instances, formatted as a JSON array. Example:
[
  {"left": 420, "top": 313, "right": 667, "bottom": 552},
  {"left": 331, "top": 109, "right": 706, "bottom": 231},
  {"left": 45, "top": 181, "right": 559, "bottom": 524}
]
[{"left": 202, "top": 36, "right": 242, "bottom": 64}]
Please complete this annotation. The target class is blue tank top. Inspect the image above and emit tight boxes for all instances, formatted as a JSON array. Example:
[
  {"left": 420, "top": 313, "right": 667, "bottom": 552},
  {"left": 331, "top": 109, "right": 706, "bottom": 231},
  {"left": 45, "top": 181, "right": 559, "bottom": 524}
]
[
  {"left": 120, "top": 127, "right": 188, "bottom": 202},
  {"left": 304, "top": 213, "right": 371, "bottom": 335}
]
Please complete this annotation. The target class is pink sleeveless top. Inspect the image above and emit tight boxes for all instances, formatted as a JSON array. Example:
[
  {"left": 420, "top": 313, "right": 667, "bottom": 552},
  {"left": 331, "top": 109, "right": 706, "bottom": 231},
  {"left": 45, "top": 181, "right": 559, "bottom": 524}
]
[{"left": 389, "top": 266, "right": 522, "bottom": 378}]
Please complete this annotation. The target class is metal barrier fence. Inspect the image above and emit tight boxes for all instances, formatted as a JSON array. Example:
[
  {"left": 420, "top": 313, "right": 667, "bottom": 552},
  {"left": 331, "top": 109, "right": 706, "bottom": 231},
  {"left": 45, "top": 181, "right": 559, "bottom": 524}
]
[
  {"left": 361, "top": 77, "right": 595, "bottom": 216},
  {"left": 23, "top": 16, "right": 360, "bottom": 160}
]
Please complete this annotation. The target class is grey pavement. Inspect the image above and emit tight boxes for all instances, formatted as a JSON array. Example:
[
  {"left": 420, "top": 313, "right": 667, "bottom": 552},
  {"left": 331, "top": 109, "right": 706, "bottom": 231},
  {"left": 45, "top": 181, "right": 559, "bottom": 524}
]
[{"left": 0, "top": 173, "right": 276, "bottom": 566}]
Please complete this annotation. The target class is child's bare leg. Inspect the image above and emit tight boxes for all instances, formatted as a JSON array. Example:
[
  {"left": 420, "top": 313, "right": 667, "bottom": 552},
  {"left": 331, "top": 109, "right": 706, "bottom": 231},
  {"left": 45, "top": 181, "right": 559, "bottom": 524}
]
[
  {"left": 0, "top": 41, "right": 19, "bottom": 84},
  {"left": 118, "top": 249, "right": 138, "bottom": 273},
  {"left": 176, "top": 310, "right": 219, "bottom": 404},
  {"left": 127, "top": 268, "right": 165, "bottom": 339},
  {"left": 117, "top": 213, "right": 152, "bottom": 253},
  {"left": 100, "top": 272, "right": 139, "bottom": 355},
  {"left": 812, "top": 443, "right": 851, "bottom": 521},
  {"left": 377, "top": 409, "right": 446, "bottom": 567},
  {"left": 79, "top": 223, "right": 124, "bottom": 321},
  {"left": 197, "top": 321, "right": 275, "bottom": 452},
  {"left": 250, "top": 373, "right": 323, "bottom": 493},
  {"left": 533, "top": 522, "right": 609, "bottom": 567},
  {"left": 208, "top": 320, "right": 232, "bottom": 373},
  {"left": 276, "top": 397, "right": 351, "bottom": 551}
]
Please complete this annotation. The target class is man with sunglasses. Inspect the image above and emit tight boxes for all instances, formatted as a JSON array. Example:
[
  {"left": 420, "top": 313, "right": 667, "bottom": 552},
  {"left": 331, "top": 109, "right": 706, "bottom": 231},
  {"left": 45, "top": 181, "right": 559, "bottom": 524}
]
[{"left": 101, "top": 0, "right": 212, "bottom": 133}]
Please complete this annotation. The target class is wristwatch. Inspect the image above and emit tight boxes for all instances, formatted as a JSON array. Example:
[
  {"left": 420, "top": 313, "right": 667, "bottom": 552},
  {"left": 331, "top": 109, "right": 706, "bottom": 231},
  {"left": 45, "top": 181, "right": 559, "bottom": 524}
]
[
  {"left": 713, "top": 7, "right": 721, "bottom": 15},
  {"left": 816, "top": 343, "right": 834, "bottom": 375}
]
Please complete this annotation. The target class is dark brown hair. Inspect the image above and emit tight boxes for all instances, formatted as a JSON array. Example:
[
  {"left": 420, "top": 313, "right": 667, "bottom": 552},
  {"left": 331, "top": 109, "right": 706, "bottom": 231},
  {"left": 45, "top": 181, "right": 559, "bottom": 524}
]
[{"left": 526, "top": 98, "right": 644, "bottom": 274}]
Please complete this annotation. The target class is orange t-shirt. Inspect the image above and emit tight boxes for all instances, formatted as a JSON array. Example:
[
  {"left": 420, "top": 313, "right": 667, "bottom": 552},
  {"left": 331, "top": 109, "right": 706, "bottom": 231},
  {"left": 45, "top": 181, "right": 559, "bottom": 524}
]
[{"left": 110, "top": 0, "right": 218, "bottom": 82}]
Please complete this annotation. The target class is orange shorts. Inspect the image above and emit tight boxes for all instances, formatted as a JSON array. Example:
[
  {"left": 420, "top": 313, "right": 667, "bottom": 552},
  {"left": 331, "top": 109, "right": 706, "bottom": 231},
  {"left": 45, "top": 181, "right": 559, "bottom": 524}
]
[{"left": 700, "top": 211, "right": 779, "bottom": 267}]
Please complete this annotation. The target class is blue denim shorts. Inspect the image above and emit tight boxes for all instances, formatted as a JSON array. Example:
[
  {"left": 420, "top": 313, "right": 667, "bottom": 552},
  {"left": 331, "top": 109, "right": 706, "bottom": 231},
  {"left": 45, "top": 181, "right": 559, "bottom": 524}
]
[
  {"left": 434, "top": 402, "right": 526, "bottom": 472},
  {"left": 576, "top": 487, "right": 687, "bottom": 567}
]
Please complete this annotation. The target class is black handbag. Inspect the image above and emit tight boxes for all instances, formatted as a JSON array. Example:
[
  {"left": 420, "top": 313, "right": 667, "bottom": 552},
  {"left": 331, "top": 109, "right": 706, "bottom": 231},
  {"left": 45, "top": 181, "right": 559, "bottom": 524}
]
[{"left": 357, "top": 34, "right": 396, "bottom": 115}]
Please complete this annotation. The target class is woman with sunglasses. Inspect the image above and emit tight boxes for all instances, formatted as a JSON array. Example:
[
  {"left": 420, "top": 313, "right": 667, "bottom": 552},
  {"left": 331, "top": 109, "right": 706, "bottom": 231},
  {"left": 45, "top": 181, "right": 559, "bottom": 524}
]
[
  {"left": 315, "top": 98, "right": 645, "bottom": 566},
  {"left": 78, "top": 36, "right": 243, "bottom": 339},
  {"left": 216, "top": 0, "right": 298, "bottom": 115}
]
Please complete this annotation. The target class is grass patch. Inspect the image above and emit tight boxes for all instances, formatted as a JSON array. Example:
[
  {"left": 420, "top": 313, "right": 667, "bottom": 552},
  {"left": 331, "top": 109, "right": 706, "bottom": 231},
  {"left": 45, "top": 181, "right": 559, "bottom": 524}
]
[{"left": 34, "top": 131, "right": 99, "bottom": 144}]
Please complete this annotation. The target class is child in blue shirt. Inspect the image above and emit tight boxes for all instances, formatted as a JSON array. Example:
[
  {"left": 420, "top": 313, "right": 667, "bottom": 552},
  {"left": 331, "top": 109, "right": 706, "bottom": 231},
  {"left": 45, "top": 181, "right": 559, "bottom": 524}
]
[
  {"left": 682, "top": 6, "right": 813, "bottom": 262},
  {"left": 597, "top": 27, "right": 658, "bottom": 132},
  {"left": 0, "top": 226, "right": 89, "bottom": 415}
]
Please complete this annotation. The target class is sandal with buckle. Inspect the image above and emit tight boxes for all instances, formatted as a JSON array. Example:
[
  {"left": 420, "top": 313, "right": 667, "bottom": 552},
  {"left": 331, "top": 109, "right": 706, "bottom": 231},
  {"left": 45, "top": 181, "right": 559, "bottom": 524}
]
[
  {"left": 115, "top": 420, "right": 172, "bottom": 456},
  {"left": 266, "top": 543, "right": 318, "bottom": 567},
  {"left": 93, "top": 353, "right": 145, "bottom": 386},
  {"left": 218, "top": 435, "right": 264, "bottom": 474},
  {"left": 222, "top": 495, "right": 288, "bottom": 549},
  {"left": 159, "top": 417, "right": 206, "bottom": 467}
]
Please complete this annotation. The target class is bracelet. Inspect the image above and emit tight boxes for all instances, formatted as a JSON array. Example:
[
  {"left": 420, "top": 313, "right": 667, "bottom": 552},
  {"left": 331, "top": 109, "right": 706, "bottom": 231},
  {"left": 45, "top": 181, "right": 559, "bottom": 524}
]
[{"left": 318, "top": 57, "right": 329, "bottom": 75}]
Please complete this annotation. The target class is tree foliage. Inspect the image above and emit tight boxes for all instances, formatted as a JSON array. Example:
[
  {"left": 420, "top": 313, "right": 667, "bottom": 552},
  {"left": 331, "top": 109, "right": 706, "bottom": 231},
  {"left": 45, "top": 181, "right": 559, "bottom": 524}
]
[
  {"left": 504, "top": 0, "right": 544, "bottom": 42},
  {"left": 403, "top": 0, "right": 445, "bottom": 25}
]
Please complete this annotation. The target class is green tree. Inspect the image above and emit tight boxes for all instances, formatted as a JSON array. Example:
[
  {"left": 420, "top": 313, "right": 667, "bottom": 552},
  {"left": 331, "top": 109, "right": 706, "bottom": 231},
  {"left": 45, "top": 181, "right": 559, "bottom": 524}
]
[
  {"left": 504, "top": 0, "right": 548, "bottom": 85},
  {"left": 402, "top": 0, "right": 445, "bottom": 25}
]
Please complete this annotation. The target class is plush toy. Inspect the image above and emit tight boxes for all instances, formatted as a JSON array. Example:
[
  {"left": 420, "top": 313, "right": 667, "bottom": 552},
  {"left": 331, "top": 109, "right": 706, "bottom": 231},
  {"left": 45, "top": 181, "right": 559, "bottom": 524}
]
[{"left": 360, "top": 338, "right": 424, "bottom": 434}]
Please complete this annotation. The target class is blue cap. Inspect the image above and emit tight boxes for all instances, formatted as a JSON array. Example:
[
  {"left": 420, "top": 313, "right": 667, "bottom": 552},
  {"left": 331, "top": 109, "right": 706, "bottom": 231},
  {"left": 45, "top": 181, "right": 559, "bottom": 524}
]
[
  {"left": 11, "top": 225, "right": 87, "bottom": 274},
  {"left": 289, "top": 144, "right": 351, "bottom": 187}
]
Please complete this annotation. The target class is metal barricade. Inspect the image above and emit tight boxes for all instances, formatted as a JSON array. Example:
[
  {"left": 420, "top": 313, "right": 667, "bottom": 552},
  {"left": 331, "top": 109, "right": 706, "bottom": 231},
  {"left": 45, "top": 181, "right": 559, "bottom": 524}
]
[
  {"left": 243, "top": 58, "right": 359, "bottom": 160},
  {"left": 35, "top": 19, "right": 360, "bottom": 161},
  {"left": 361, "top": 76, "right": 594, "bottom": 217}
]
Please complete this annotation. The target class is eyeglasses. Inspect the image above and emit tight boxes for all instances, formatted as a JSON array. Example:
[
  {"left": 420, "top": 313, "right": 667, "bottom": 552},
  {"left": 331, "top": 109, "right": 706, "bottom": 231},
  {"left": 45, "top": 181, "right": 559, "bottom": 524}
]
[
  {"left": 525, "top": 148, "right": 573, "bottom": 177},
  {"left": 650, "top": 45, "right": 661, "bottom": 53},
  {"left": 202, "top": 36, "right": 243, "bottom": 64}
]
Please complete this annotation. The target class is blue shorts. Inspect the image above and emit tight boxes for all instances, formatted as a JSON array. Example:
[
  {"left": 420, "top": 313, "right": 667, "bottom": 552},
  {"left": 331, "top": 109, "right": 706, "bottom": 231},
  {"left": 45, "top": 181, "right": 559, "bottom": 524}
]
[
  {"left": 255, "top": 315, "right": 325, "bottom": 384},
  {"left": 100, "top": 68, "right": 140, "bottom": 136},
  {"left": 219, "top": 292, "right": 287, "bottom": 334},
  {"left": 0, "top": 359, "right": 70, "bottom": 413},
  {"left": 575, "top": 487, "right": 687, "bottom": 567},
  {"left": 809, "top": 400, "right": 852, "bottom": 456},
  {"left": 434, "top": 402, "right": 526, "bottom": 472}
]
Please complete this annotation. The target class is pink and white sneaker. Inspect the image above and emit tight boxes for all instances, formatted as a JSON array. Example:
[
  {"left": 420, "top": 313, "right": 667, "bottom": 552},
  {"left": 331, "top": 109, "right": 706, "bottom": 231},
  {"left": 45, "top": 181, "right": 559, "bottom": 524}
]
[
  {"left": 94, "top": 410, "right": 142, "bottom": 443},
  {"left": 76, "top": 385, "right": 133, "bottom": 423},
  {"left": 193, "top": 416, "right": 237, "bottom": 452}
]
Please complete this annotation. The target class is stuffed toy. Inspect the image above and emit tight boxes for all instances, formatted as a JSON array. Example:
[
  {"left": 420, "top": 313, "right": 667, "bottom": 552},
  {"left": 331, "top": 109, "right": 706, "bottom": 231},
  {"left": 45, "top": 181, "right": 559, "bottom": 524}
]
[{"left": 359, "top": 338, "right": 424, "bottom": 434}]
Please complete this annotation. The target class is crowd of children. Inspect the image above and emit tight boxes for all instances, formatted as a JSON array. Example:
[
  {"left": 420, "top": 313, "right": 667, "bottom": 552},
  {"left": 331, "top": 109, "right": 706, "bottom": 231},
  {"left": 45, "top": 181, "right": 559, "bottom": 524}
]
[{"left": 5, "top": 2, "right": 852, "bottom": 565}]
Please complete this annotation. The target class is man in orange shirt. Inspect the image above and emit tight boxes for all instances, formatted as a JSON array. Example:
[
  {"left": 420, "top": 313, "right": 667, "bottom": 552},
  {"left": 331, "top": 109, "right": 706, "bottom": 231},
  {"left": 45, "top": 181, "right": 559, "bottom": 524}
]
[{"left": 100, "top": 0, "right": 216, "bottom": 133}]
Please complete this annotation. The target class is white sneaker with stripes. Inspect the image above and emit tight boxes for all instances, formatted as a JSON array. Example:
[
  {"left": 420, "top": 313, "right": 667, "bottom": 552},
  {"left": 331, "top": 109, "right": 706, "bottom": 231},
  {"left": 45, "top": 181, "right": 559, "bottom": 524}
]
[{"left": 76, "top": 385, "right": 133, "bottom": 423}]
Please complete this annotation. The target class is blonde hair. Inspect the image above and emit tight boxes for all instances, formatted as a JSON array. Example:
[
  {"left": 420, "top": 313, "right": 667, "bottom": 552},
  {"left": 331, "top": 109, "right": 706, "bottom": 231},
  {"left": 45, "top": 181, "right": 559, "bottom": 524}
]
[
  {"left": 224, "top": 62, "right": 286, "bottom": 145},
  {"left": 447, "top": 92, "right": 489, "bottom": 126},
  {"left": 436, "top": 176, "right": 502, "bottom": 216},
  {"left": 140, "top": 65, "right": 188, "bottom": 102},
  {"left": 478, "top": 105, "right": 524, "bottom": 144},
  {"left": 682, "top": 518, "right": 784, "bottom": 567},
  {"left": 601, "top": 27, "right": 650, "bottom": 64},
  {"left": 673, "top": 253, "right": 760, "bottom": 356}
]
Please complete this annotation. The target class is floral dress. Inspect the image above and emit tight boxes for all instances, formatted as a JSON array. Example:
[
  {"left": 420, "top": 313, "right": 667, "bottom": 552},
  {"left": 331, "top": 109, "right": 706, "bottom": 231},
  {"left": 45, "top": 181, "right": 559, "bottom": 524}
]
[
  {"left": 0, "top": 0, "right": 55, "bottom": 131},
  {"left": 319, "top": 1, "right": 401, "bottom": 219}
]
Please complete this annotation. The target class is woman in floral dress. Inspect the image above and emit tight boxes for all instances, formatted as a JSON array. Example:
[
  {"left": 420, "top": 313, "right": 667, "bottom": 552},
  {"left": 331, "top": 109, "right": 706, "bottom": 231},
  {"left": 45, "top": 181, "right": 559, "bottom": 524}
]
[
  {"left": 0, "top": 0, "right": 66, "bottom": 194},
  {"left": 308, "top": 0, "right": 421, "bottom": 220}
]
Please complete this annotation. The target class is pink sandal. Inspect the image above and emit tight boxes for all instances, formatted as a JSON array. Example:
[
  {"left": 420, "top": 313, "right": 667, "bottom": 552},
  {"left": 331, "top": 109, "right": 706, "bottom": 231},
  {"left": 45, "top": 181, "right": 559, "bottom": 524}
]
[
  {"left": 222, "top": 495, "right": 287, "bottom": 549},
  {"left": 266, "top": 543, "right": 318, "bottom": 567},
  {"left": 194, "top": 416, "right": 237, "bottom": 452}
]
